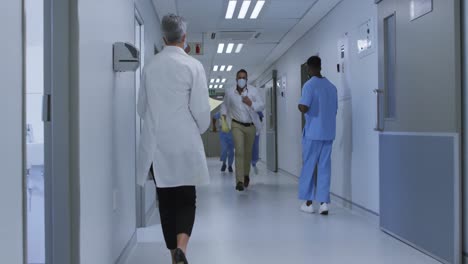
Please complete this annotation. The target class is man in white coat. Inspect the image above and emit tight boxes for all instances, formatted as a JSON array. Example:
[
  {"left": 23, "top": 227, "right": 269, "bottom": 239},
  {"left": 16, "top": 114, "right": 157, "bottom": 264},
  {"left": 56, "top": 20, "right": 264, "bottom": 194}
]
[
  {"left": 137, "top": 14, "right": 210, "bottom": 264},
  {"left": 221, "top": 69, "right": 264, "bottom": 191}
]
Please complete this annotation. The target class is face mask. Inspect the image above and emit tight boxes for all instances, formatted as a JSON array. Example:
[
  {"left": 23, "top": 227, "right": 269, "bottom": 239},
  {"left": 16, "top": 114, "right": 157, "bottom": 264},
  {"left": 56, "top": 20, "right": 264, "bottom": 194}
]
[
  {"left": 237, "top": 79, "right": 247, "bottom": 88},
  {"left": 184, "top": 41, "right": 188, "bottom": 50}
]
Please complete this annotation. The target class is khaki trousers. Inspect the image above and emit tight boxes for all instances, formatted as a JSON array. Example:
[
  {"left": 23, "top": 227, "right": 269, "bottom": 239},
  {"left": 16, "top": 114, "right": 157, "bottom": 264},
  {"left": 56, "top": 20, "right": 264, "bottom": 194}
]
[{"left": 231, "top": 122, "right": 256, "bottom": 183}]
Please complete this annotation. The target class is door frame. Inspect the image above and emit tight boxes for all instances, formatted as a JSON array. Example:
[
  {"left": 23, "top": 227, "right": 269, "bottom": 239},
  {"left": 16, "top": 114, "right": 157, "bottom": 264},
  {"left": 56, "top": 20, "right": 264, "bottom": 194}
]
[{"left": 134, "top": 6, "right": 147, "bottom": 228}]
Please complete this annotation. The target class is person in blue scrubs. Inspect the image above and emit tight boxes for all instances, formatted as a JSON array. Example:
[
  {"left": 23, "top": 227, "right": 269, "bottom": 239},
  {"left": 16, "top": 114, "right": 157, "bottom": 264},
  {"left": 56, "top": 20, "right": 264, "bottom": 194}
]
[
  {"left": 212, "top": 111, "right": 234, "bottom": 172},
  {"left": 251, "top": 111, "right": 264, "bottom": 174},
  {"left": 298, "top": 56, "right": 338, "bottom": 215}
]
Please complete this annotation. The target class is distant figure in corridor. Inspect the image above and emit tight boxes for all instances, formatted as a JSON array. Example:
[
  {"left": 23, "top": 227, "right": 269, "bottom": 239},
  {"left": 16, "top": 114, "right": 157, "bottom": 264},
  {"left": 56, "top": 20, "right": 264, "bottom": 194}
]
[
  {"left": 251, "top": 111, "right": 264, "bottom": 174},
  {"left": 222, "top": 69, "right": 265, "bottom": 191},
  {"left": 298, "top": 56, "right": 338, "bottom": 215},
  {"left": 212, "top": 109, "right": 234, "bottom": 173},
  {"left": 137, "top": 14, "right": 210, "bottom": 264}
]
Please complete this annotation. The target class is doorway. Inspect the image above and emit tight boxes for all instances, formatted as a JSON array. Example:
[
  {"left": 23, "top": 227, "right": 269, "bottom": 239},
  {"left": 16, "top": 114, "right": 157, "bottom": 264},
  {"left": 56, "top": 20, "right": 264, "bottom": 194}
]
[
  {"left": 265, "top": 70, "right": 278, "bottom": 172},
  {"left": 134, "top": 8, "right": 155, "bottom": 228},
  {"left": 24, "top": 0, "right": 45, "bottom": 262}
]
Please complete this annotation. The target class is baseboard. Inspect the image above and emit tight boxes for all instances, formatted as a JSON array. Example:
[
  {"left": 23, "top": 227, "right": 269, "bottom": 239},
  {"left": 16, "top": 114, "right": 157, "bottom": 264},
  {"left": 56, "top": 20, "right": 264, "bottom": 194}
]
[
  {"left": 115, "top": 230, "right": 137, "bottom": 264},
  {"left": 278, "top": 168, "right": 299, "bottom": 180},
  {"left": 330, "top": 193, "right": 380, "bottom": 226},
  {"left": 382, "top": 227, "right": 450, "bottom": 264},
  {"left": 276, "top": 168, "right": 380, "bottom": 226},
  {"left": 145, "top": 201, "right": 156, "bottom": 225}
]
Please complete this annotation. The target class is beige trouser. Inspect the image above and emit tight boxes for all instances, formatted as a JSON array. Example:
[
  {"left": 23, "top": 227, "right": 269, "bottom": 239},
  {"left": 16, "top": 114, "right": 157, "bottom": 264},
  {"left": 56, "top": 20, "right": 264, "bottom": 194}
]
[{"left": 231, "top": 121, "right": 256, "bottom": 183}]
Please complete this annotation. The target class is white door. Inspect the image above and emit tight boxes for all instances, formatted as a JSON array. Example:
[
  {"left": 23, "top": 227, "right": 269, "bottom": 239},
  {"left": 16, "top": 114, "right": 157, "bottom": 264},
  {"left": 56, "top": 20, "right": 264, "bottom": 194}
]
[
  {"left": 265, "top": 71, "right": 278, "bottom": 172},
  {"left": 377, "top": 1, "right": 462, "bottom": 263}
]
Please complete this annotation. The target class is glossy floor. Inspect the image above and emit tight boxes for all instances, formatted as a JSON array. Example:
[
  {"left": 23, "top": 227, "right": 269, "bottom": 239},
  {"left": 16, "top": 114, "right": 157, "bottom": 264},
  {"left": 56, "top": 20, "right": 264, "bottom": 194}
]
[{"left": 126, "top": 159, "right": 440, "bottom": 264}]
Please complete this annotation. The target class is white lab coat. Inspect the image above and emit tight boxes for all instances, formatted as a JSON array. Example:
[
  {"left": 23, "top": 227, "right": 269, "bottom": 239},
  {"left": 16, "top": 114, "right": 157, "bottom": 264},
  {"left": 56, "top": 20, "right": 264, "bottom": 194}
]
[
  {"left": 137, "top": 46, "right": 211, "bottom": 187},
  {"left": 221, "top": 85, "right": 265, "bottom": 135}
]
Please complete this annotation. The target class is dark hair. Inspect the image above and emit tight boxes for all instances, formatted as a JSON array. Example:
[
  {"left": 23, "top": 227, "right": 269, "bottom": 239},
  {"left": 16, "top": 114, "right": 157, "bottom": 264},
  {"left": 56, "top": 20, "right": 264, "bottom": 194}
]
[
  {"left": 237, "top": 69, "right": 248, "bottom": 78},
  {"left": 307, "top": 56, "right": 321, "bottom": 70}
]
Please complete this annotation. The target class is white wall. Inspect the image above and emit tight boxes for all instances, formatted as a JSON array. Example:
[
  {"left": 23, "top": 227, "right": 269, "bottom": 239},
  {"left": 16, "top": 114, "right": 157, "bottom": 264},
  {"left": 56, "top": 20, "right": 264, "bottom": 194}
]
[
  {"left": 0, "top": 0, "right": 25, "bottom": 263},
  {"left": 77, "top": 0, "right": 161, "bottom": 263},
  {"left": 256, "top": 0, "right": 379, "bottom": 213}
]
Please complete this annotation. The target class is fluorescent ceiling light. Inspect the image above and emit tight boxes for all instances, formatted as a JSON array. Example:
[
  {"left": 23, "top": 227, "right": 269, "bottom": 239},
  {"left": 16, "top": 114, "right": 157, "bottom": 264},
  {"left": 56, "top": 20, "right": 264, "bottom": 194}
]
[
  {"left": 227, "top": 65, "right": 233, "bottom": 72},
  {"left": 219, "top": 85, "right": 224, "bottom": 89},
  {"left": 222, "top": 78, "right": 227, "bottom": 83},
  {"left": 226, "top": 43, "right": 235, "bottom": 53},
  {"left": 217, "top": 43, "right": 225, "bottom": 53},
  {"left": 214, "top": 85, "right": 219, "bottom": 88},
  {"left": 213, "top": 65, "right": 219, "bottom": 71},
  {"left": 209, "top": 85, "right": 213, "bottom": 88},
  {"left": 250, "top": 0, "right": 265, "bottom": 19},
  {"left": 220, "top": 65, "right": 226, "bottom": 72},
  {"left": 216, "top": 78, "right": 220, "bottom": 83},
  {"left": 210, "top": 79, "right": 215, "bottom": 83},
  {"left": 238, "top": 0, "right": 251, "bottom": 19},
  {"left": 226, "top": 1, "right": 237, "bottom": 19},
  {"left": 235, "top": 43, "right": 244, "bottom": 53}
]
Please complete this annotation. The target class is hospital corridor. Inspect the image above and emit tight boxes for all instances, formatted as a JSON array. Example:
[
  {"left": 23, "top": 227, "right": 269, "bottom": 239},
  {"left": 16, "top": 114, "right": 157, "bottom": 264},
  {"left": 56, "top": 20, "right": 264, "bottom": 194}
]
[{"left": 1, "top": 0, "right": 467, "bottom": 264}]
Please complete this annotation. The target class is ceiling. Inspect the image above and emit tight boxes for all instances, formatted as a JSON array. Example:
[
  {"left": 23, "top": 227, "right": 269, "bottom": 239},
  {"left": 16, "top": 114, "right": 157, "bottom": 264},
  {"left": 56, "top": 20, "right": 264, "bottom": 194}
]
[{"left": 152, "top": 0, "right": 341, "bottom": 89}]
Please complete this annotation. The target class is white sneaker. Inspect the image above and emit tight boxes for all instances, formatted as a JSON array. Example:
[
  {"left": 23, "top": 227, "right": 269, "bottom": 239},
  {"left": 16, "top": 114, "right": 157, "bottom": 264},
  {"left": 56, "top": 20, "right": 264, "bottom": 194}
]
[
  {"left": 300, "top": 202, "right": 315, "bottom": 214},
  {"left": 319, "top": 203, "right": 329, "bottom": 215},
  {"left": 253, "top": 165, "right": 259, "bottom": 175}
]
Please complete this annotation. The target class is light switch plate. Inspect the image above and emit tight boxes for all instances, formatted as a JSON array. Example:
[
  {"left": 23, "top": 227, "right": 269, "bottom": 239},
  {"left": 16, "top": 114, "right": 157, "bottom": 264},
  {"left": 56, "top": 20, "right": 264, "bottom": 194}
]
[{"left": 113, "top": 189, "right": 118, "bottom": 211}]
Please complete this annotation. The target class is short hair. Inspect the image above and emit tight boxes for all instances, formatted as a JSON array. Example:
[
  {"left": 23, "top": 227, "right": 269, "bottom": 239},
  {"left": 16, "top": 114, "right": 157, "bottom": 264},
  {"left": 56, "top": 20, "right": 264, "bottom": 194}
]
[
  {"left": 161, "top": 14, "right": 187, "bottom": 43},
  {"left": 307, "top": 56, "right": 321, "bottom": 70},
  {"left": 237, "top": 69, "right": 248, "bottom": 78}
]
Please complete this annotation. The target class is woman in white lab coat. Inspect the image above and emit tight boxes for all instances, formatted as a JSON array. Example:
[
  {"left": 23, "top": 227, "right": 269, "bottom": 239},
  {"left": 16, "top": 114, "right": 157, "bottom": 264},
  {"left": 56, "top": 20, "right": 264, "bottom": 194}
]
[{"left": 137, "top": 14, "right": 210, "bottom": 264}]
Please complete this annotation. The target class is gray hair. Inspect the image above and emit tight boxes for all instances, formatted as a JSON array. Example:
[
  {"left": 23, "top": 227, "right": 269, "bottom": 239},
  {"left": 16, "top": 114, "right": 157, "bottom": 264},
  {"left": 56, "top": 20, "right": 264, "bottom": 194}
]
[{"left": 161, "top": 14, "right": 187, "bottom": 43}]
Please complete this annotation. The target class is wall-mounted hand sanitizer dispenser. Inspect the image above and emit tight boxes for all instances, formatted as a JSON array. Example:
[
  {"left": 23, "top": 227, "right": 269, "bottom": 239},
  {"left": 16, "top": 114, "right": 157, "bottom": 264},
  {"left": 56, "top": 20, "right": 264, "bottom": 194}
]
[{"left": 113, "top": 42, "right": 140, "bottom": 72}]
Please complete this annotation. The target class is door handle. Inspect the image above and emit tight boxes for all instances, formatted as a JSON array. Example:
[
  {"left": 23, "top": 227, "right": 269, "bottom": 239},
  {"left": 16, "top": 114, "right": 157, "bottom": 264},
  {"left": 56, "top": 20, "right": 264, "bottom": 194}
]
[
  {"left": 42, "top": 94, "right": 51, "bottom": 122},
  {"left": 374, "top": 89, "right": 384, "bottom": 132}
]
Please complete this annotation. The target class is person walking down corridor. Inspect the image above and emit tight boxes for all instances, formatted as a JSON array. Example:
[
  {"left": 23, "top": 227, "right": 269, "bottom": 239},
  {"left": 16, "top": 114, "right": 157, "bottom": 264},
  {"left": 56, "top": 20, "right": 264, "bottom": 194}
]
[
  {"left": 298, "top": 56, "right": 338, "bottom": 215},
  {"left": 221, "top": 69, "right": 264, "bottom": 191},
  {"left": 212, "top": 110, "right": 234, "bottom": 173},
  {"left": 251, "top": 111, "right": 264, "bottom": 174},
  {"left": 137, "top": 14, "right": 210, "bottom": 264}
]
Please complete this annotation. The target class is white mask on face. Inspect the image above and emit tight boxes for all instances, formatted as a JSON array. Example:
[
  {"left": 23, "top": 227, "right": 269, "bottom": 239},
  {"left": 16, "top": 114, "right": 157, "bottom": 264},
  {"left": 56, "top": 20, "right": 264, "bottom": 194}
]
[{"left": 237, "top": 79, "right": 247, "bottom": 88}]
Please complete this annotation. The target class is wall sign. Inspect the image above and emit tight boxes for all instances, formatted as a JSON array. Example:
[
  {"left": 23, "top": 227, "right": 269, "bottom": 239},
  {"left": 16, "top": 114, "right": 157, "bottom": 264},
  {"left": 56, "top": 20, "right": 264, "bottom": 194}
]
[
  {"left": 186, "top": 42, "right": 204, "bottom": 56},
  {"left": 410, "top": 0, "right": 433, "bottom": 21},
  {"left": 357, "top": 19, "right": 375, "bottom": 58}
]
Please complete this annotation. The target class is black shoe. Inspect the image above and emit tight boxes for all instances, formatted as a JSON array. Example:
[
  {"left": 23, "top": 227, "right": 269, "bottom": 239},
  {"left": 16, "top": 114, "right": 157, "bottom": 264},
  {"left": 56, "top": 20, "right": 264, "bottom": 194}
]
[
  {"left": 221, "top": 164, "right": 227, "bottom": 172},
  {"left": 236, "top": 182, "right": 245, "bottom": 191},
  {"left": 174, "top": 248, "right": 188, "bottom": 264},
  {"left": 244, "top": 176, "right": 250, "bottom": 188},
  {"left": 228, "top": 166, "right": 233, "bottom": 173}
]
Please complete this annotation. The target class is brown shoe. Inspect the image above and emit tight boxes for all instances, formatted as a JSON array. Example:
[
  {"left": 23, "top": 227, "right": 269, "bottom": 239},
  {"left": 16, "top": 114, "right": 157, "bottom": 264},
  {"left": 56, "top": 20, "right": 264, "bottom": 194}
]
[
  {"left": 244, "top": 176, "right": 250, "bottom": 188},
  {"left": 236, "top": 182, "right": 245, "bottom": 191},
  {"left": 174, "top": 248, "right": 188, "bottom": 264}
]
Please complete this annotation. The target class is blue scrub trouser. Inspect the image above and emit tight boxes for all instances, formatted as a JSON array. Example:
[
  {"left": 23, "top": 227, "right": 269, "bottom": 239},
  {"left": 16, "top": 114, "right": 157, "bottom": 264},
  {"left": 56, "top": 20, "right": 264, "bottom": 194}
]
[
  {"left": 251, "top": 134, "right": 260, "bottom": 166},
  {"left": 298, "top": 139, "right": 333, "bottom": 203},
  {"left": 220, "top": 132, "right": 234, "bottom": 166}
]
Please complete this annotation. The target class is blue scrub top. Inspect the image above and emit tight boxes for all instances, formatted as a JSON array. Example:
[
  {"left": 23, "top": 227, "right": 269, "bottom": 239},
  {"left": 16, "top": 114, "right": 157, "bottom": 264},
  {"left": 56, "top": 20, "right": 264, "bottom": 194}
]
[{"left": 299, "top": 77, "right": 338, "bottom": 141}]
